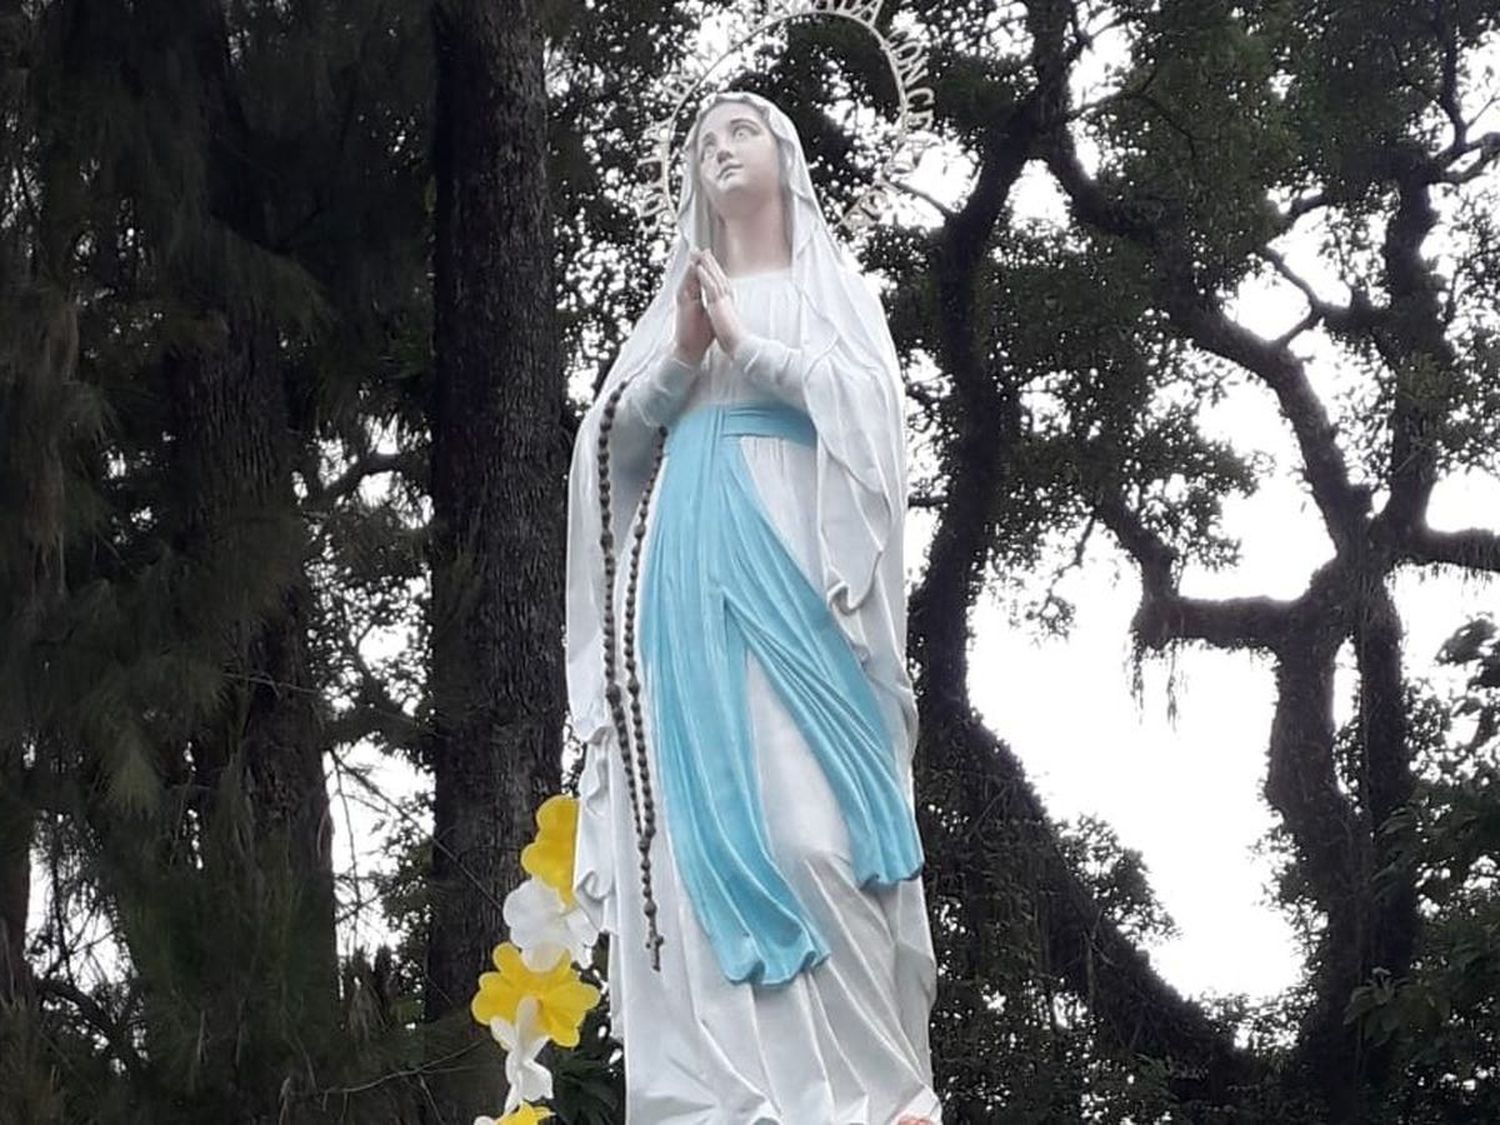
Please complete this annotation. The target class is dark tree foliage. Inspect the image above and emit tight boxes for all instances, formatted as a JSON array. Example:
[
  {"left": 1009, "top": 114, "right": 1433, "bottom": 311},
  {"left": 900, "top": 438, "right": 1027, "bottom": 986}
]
[{"left": 1, "top": 0, "right": 1497, "bottom": 1121}]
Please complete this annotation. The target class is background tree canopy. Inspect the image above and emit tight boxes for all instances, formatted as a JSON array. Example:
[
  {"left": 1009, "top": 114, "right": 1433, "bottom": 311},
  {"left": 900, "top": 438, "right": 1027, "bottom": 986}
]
[{"left": 1, "top": 0, "right": 1497, "bottom": 1121}]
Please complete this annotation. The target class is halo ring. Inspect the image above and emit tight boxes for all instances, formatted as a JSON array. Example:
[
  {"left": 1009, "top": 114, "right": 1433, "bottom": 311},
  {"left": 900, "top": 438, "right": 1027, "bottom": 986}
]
[{"left": 635, "top": 0, "right": 935, "bottom": 243}]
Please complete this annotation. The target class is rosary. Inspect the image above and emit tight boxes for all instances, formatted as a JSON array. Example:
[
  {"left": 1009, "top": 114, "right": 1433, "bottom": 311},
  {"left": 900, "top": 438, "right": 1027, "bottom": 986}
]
[{"left": 564, "top": 373, "right": 670, "bottom": 971}]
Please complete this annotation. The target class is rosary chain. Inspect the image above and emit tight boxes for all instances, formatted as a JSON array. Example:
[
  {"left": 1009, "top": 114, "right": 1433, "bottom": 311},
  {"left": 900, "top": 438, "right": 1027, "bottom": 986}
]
[{"left": 592, "top": 377, "right": 668, "bottom": 970}]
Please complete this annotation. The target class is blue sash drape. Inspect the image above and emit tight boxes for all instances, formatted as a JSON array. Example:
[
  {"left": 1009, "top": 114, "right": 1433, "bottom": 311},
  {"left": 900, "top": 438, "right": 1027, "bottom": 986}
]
[{"left": 640, "top": 400, "right": 923, "bottom": 987}]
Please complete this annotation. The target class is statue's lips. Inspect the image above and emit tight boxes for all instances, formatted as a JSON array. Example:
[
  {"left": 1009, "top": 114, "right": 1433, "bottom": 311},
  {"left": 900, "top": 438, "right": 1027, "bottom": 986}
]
[{"left": 717, "top": 164, "right": 743, "bottom": 180}]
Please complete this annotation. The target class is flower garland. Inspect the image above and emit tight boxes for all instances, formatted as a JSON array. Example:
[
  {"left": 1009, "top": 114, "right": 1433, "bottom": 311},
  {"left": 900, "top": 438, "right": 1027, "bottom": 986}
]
[{"left": 470, "top": 794, "right": 602, "bottom": 1125}]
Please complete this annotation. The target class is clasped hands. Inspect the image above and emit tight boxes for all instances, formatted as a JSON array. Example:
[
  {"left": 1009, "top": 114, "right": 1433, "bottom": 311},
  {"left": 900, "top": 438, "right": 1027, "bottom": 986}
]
[{"left": 672, "top": 247, "right": 748, "bottom": 368}]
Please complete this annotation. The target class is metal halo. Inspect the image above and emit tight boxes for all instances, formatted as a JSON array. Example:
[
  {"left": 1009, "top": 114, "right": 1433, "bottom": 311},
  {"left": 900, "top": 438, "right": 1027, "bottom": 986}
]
[{"left": 635, "top": 0, "right": 936, "bottom": 243}]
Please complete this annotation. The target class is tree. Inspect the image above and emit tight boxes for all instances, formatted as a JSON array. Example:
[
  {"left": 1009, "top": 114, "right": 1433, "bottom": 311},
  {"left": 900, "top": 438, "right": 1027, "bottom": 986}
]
[
  {"left": 1024, "top": 1, "right": 1500, "bottom": 1114},
  {"left": 1, "top": 0, "right": 432, "bottom": 1118},
  {"left": 422, "top": 0, "right": 565, "bottom": 1116}
]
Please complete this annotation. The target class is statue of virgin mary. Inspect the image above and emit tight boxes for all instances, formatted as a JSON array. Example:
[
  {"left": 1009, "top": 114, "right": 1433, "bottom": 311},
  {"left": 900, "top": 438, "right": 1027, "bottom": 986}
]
[{"left": 565, "top": 90, "right": 942, "bottom": 1124}]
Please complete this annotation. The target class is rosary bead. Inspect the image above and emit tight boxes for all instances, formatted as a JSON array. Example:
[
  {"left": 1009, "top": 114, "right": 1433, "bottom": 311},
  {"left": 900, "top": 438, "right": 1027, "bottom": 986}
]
[{"left": 593, "top": 370, "right": 669, "bottom": 968}]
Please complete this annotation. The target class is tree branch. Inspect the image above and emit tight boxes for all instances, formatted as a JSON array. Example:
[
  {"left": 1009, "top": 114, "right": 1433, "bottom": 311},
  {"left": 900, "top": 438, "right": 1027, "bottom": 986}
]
[
  {"left": 1037, "top": 129, "right": 1373, "bottom": 556},
  {"left": 1436, "top": 131, "right": 1500, "bottom": 183},
  {"left": 1433, "top": 0, "right": 1467, "bottom": 151},
  {"left": 1091, "top": 482, "right": 1292, "bottom": 651},
  {"left": 1404, "top": 523, "right": 1500, "bottom": 572},
  {"left": 35, "top": 977, "right": 148, "bottom": 1080},
  {"left": 1373, "top": 168, "right": 1449, "bottom": 537},
  {"left": 1257, "top": 245, "right": 1389, "bottom": 338},
  {"left": 316, "top": 448, "right": 423, "bottom": 504}
]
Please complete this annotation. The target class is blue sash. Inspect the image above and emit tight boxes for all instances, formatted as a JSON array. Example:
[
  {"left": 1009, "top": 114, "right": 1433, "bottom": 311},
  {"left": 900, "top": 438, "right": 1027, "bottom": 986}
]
[{"left": 640, "top": 400, "right": 923, "bottom": 987}]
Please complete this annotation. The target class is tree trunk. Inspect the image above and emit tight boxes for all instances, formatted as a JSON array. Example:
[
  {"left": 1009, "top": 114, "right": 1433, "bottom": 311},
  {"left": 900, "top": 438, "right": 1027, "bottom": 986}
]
[
  {"left": 0, "top": 741, "right": 29, "bottom": 1005},
  {"left": 159, "top": 312, "right": 340, "bottom": 1102},
  {"left": 129, "top": 0, "right": 339, "bottom": 1095},
  {"left": 424, "top": 0, "right": 563, "bottom": 1117}
]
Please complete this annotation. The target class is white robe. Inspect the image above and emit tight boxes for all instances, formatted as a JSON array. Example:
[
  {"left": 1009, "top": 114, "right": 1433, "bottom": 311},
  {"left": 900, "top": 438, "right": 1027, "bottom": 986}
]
[{"left": 571, "top": 268, "right": 942, "bottom": 1124}]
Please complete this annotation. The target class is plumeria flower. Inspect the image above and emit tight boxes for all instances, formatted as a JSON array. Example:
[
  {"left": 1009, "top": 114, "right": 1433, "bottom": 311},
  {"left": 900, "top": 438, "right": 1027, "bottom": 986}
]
[
  {"left": 504, "top": 874, "right": 599, "bottom": 971},
  {"left": 472, "top": 793, "right": 592, "bottom": 1125},
  {"left": 489, "top": 995, "right": 553, "bottom": 1110},
  {"left": 520, "top": 794, "right": 580, "bottom": 906},
  {"left": 470, "top": 941, "right": 601, "bottom": 1048}
]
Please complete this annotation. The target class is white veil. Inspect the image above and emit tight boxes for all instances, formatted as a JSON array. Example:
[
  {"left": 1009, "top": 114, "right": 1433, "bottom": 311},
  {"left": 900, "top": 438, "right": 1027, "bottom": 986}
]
[{"left": 565, "top": 90, "right": 917, "bottom": 785}]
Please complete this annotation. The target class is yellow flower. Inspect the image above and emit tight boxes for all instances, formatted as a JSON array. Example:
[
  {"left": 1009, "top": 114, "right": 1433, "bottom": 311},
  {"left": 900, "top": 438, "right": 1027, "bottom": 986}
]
[
  {"left": 521, "top": 794, "right": 579, "bottom": 907},
  {"left": 470, "top": 941, "right": 600, "bottom": 1048},
  {"left": 475, "top": 1106, "right": 553, "bottom": 1125}
]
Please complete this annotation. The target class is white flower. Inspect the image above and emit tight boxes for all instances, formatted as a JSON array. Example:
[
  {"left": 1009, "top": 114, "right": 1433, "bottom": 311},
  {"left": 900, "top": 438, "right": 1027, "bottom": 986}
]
[
  {"left": 503, "top": 875, "right": 599, "bottom": 972},
  {"left": 489, "top": 995, "right": 553, "bottom": 1112}
]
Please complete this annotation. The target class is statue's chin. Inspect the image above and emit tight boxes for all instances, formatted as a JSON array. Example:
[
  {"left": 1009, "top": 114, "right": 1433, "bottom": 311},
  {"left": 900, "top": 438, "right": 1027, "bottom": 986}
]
[{"left": 709, "top": 188, "right": 776, "bottom": 224}]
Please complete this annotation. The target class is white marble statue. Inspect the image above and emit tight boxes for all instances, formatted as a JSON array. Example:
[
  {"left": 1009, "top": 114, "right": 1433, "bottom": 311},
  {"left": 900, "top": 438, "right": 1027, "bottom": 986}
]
[{"left": 565, "top": 90, "right": 942, "bottom": 1124}]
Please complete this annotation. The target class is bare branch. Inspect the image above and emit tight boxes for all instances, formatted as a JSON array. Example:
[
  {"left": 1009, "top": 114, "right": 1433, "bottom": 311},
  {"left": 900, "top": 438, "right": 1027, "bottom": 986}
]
[
  {"left": 1279, "top": 189, "right": 1331, "bottom": 226},
  {"left": 1437, "top": 131, "right": 1500, "bottom": 183},
  {"left": 316, "top": 449, "right": 423, "bottom": 504},
  {"left": 1405, "top": 524, "right": 1500, "bottom": 572},
  {"left": 1433, "top": 0, "right": 1467, "bottom": 150},
  {"left": 1257, "top": 246, "right": 1389, "bottom": 337},
  {"left": 1091, "top": 483, "right": 1290, "bottom": 650},
  {"left": 1271, "top": 310, "right": 1320, "bottom": 351},
  {"left": 892, "top": 177, "right": 957, "bottom": 221},
  {"left": 325, "top": 638, "right": 425, "bottom": 755},
  {"left": 1134, "top": 590, "right": 1294, "bottom": 652},
  {"left": 1375, "top": 171, "right": 1449, "bottom": 533},
  {"left": 35, "top": 977, "right": 147, "bottom": 1079}
]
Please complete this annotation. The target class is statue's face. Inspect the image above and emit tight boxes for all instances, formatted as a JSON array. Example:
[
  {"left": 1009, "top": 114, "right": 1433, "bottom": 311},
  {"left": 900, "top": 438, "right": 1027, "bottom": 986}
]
[{"left": 694, "top": 100, "right": 781, "bottom": 222}]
